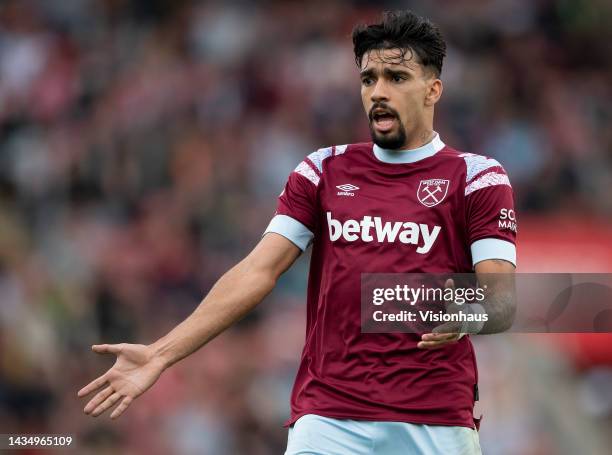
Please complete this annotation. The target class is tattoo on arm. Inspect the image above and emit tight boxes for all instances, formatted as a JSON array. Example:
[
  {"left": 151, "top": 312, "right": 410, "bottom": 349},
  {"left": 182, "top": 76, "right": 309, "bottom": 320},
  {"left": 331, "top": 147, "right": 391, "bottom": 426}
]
[{"left": 477, "top": 263, "right": 517, "bottom": 334}]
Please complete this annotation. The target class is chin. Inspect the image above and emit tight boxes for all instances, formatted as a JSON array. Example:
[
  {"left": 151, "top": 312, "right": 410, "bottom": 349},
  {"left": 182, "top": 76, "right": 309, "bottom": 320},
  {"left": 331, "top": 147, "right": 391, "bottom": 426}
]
[
  {"left": 370, "top": 121, "right": 407, "bottom": 150},
  {"left": 372, "top": 131, "right": 406, "bottom": 150}
]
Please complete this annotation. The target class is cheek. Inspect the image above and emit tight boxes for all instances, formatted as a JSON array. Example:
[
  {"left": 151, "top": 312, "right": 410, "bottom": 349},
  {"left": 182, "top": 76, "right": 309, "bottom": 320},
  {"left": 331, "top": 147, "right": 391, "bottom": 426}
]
[
  {"left": 361, "top": 93, "right": 372, "bottom": 113},
  {"left": 360, "top": 87, "right": 370, "bottom": 104},
  {"left": 400, "top": 90, "right": 425, "bottom": 114},
  {"left": 397, "top": 98, "right": 417, "bottom": 117}
]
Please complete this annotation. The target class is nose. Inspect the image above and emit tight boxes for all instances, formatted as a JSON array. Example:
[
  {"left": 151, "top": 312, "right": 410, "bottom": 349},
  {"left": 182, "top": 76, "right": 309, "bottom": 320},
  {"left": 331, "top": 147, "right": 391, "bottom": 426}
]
[{"left": 370, "top": 79, "right": 389, "bottom": 103}]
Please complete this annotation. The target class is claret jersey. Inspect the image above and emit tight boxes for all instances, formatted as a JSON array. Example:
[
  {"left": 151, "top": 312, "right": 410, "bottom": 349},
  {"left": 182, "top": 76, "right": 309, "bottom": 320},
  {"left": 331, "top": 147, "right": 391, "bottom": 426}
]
[{"left": 264, "top": 133, "right": 517, "bottom": 429}]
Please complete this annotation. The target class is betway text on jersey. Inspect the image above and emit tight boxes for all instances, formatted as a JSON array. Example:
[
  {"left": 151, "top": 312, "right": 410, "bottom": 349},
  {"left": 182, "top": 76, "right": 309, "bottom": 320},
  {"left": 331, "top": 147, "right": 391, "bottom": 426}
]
[{"left": 326, "top": 212, "right": 441, "bottom": 254}]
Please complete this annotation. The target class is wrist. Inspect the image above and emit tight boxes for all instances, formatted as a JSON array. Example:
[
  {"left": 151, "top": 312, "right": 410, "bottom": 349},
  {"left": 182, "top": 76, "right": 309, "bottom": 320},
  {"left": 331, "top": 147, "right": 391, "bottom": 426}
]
[{"left": 147, "top": 341, "right": 174, "bottom": 371}]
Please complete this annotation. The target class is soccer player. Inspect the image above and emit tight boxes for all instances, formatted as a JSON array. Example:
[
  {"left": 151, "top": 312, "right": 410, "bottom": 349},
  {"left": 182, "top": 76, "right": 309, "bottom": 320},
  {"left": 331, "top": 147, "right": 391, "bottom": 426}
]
[{"left": 78, "top": 10, "right": 516, "bottom": 455}]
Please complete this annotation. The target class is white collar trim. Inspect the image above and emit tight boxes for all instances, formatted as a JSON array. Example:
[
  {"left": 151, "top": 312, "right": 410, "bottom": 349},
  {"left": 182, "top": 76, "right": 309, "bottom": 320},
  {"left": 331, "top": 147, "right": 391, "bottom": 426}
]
[{"left": 373, "top": 132, "right": 445, "bottom": 164}]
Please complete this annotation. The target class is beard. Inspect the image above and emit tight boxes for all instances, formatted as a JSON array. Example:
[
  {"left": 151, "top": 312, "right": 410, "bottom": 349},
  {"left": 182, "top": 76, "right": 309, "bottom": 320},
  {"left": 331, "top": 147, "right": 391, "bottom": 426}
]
[
  {"left": 368, "top": 116, "right": 407, "bottom": 150},
  {"left": 368, "top": 102, "right": 406, "bottom": 150}
]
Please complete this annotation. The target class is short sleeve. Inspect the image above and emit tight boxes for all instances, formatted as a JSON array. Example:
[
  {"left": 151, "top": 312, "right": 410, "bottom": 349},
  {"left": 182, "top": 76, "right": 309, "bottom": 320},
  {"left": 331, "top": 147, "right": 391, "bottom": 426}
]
[
  {"left": 263, "top": 159, "right": 319, "bottom": 251},
  {"left": 463, "top": 155, "right": 517, "bottom": 267}
]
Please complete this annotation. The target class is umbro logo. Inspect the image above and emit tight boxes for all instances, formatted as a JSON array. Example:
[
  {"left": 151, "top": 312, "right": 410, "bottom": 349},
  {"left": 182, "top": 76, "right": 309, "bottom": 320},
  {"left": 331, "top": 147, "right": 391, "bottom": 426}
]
[
  {"left": 336, "top": 184, "right": 359, "bottom": 197},
  {"left": 337, "top": 184, "right": 359, "bottom": 191}
]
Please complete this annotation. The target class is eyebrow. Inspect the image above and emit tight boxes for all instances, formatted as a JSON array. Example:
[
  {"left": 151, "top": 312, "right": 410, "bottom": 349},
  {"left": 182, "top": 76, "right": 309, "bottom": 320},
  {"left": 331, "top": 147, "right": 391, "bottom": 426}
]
[{"left": 359, "top": 67, "right": 412, "bottom": 79}]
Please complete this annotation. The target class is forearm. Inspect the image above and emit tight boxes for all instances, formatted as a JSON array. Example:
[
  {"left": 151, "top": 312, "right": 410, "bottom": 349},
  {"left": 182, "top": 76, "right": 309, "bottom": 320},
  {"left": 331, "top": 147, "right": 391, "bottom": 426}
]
[
  {"left": 149, "top": 259, "right": 276, "bottom": 370},
  {"left": 470, "top": 288, "right": 515, "bottom": 334},
  {"left": 468, "top": 273, "right": 516, "bottom": 334}
]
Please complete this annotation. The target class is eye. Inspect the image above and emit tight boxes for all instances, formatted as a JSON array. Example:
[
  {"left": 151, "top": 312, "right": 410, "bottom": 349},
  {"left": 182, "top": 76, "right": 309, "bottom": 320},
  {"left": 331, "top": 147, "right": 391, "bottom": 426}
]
[
  {"left": 391, "top": 74, "right": 405, "bottom": 83},
  {"left": 361, "top": 77, "right": 374, "bottom": 86}
]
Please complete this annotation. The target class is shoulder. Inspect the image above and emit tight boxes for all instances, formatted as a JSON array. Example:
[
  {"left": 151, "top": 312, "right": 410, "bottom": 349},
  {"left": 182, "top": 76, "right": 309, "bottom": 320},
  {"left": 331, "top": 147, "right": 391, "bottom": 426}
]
[
  {"left": 305, "top": 142, "right": 370, "bottom": 170},
  {"left": 293, "top": 142, "right": 370, "bottom": 185},
  {"left": 437, "top": 145, "right": 511, "bottom": 195}
]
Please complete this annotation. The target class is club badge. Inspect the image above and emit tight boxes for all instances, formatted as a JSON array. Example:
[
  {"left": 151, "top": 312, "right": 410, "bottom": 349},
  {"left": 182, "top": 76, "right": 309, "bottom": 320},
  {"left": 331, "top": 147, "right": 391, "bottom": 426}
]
[{"left": 417, "top": 179, "right": 450, "bottom": 207}]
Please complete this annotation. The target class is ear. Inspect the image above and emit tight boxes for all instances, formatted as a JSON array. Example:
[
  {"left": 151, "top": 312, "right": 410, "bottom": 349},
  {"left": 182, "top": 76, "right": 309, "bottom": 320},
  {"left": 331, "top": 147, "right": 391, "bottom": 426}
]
[{"left": 424, "top": 78, "right": 443, "bottom": 107}]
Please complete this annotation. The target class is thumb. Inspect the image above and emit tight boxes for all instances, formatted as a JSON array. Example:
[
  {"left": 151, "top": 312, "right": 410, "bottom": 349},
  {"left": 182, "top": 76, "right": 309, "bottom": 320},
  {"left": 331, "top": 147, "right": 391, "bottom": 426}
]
[
  {"left": 444, "top": 278, "right": 455, "bottom": 290},
  {"left": 92, "top": 344, "right": 123, "bottom": 355}
]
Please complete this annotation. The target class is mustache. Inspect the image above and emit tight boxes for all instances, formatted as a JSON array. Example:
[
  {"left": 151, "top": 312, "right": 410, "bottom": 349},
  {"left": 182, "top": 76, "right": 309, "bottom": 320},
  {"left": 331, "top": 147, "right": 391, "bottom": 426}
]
[{"left": 369, "top": 103, "right": 400, "bottom": 121}]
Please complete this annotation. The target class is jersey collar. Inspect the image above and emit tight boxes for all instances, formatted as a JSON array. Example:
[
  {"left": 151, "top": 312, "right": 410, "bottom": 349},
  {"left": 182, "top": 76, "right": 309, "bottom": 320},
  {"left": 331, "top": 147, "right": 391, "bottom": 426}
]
[{"left": 372, "top": 132, "right": 445, "bottom": 164}]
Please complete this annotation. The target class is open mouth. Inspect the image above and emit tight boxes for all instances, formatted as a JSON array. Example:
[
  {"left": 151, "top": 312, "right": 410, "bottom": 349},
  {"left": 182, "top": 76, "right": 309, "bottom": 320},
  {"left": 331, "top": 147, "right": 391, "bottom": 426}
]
[{"left": 372, "top": 110, "right": 397, "bottom": 133}]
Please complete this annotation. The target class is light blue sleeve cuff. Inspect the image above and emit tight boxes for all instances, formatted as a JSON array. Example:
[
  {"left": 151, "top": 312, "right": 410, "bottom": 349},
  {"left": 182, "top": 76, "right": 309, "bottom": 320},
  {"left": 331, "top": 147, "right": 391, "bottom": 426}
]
[
  {"left": 471, "top": 238, "right": 516, "bottom": 267},
  {"left": 263, "top": 214, "right": 314, "bottom": 251}
]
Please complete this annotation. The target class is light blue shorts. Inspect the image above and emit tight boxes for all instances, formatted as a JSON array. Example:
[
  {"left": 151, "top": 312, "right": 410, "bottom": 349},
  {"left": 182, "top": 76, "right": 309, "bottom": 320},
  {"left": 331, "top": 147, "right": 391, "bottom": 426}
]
[{"left": 284, "top": 414, "right": 481, "bottom": 455}]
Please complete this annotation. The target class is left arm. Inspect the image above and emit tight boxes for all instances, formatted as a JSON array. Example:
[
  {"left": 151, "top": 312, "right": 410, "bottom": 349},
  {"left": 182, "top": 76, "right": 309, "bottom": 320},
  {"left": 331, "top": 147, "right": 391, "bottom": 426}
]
[
  {"left": 417, "top": 258, "right": 516, "bottom": 349},
  {"left": 419, "top": 154, "right": 517, "bottom": 349},
  {"left": 471, "top": 258, "right": 516, "bottom": 334}
]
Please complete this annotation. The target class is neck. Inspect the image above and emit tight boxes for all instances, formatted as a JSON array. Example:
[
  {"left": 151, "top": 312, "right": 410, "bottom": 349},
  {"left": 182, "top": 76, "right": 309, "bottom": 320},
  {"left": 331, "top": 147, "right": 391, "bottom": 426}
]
[
  {"left": 373, "top": 131, "right": 444, "bottom": 164},
  {"left": 399, "top": 129, "right": 435, "bottom": 150}
]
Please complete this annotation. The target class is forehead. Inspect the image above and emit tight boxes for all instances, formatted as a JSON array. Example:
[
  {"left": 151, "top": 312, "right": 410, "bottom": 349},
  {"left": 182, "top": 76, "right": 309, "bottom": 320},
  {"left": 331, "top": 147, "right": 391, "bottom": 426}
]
[{"left": 360, "top": 47, "right": 421, "bottom": 73}]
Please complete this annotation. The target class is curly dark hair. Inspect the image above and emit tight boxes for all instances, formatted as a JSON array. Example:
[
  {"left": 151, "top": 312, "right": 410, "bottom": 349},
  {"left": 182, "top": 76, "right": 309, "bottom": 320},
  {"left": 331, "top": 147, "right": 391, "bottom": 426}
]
[{"left": 352, "top": 10, "right": 446, "bottom": 77}]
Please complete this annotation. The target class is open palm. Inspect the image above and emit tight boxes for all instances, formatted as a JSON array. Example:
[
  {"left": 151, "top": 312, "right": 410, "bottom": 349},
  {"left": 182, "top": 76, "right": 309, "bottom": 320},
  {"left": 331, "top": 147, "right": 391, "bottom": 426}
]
[{"left": 77, "top": 343, "right": 165, "bottom": 419}]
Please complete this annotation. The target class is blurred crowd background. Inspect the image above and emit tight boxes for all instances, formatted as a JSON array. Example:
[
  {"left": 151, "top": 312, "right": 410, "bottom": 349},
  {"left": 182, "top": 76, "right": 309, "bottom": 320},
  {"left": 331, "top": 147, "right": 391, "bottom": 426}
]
[{"left": 1, "top": 0, "right": 611, "bottom": 453}]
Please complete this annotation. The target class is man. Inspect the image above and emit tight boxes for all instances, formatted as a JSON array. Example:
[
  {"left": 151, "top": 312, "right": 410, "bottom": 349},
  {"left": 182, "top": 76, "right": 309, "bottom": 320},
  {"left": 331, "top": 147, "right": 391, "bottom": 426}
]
[{"left": 78, "top": 10, "right": 516, "bottom": 454}]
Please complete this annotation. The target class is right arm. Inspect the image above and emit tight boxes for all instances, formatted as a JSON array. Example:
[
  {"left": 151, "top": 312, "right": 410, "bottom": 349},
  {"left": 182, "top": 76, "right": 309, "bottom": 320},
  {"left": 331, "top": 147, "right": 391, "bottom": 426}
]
[
  {"left": 77, "top": 233, "right": 301, "bottom": 418},
  {"left": 151, "top": 232, "right": 301, "bottom": 369}
]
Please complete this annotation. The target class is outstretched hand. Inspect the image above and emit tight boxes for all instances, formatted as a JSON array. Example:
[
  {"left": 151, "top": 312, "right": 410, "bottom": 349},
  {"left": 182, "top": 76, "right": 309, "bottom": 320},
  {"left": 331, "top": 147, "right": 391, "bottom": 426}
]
[{"left": 77, "top": 343, "right": 165, "bottom": 419}]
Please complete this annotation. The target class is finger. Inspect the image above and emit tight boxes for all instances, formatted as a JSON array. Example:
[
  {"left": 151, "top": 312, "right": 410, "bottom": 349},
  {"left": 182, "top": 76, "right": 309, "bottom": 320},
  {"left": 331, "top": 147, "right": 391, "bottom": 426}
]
[
  {"left": 92, "top": 344, "right": 123, "bottom": 355},
  {"left": 110, "top": 396, "right": 133, "bottom": 419},
  {"left": 417, "top": 340, "right": 440, "bottom": 349},
  {"left": 418, "top": 341, "right": 448, "bottom": 349},
  {"left": 91, "top": 392, "right": 122, "bottom": 417},
  {"left": 421, "top": 332, "right": 458, "bottom": 342},
  {"left": 84, "top": 385, "right": 114, "bottom": 414},
  {"left": 417, "top": 338, "right": 460, "bottom": 349},
  {"left": 77, "top": 373, "right": 109, "bottom": 397},
  {"left": 444, "top": 278, "right": 455, "bottom": 289}
]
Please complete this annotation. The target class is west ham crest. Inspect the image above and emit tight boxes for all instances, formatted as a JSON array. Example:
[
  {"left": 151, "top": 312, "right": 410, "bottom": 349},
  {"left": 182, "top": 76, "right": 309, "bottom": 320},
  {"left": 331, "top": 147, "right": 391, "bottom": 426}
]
[{"left": 417, "top": 179, "right": 450, "bottom": 207}]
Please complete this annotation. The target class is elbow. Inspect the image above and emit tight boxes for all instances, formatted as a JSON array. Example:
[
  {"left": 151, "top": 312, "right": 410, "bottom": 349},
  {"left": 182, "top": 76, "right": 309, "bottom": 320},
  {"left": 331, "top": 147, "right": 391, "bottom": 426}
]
[
  {"left": 235, "top": 254, "right": 285, "bottom": 297},
  {"left": 242, "top": 266, "right": 278, "bottom": 298},
  {"left": 260, "top": 272, "right": 278, "bottom": 294}
]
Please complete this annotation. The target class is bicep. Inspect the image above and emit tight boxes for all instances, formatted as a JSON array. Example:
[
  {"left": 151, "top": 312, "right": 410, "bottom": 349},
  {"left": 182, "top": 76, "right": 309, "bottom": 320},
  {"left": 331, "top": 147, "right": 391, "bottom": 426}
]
[
  {"left": 243, "top": 232, "right": 302, "bottom": 281},
  {"left": 464, "top": 158, "right": 517, "bottom": 268},
  {"left": 246, "top": 153, "right": 319, "bottom": 281},
  {"left": 474, "top": 258, "right": 515, "bottom": 274}
]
